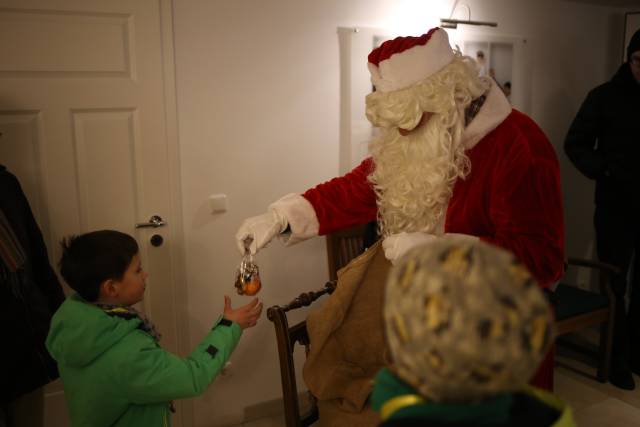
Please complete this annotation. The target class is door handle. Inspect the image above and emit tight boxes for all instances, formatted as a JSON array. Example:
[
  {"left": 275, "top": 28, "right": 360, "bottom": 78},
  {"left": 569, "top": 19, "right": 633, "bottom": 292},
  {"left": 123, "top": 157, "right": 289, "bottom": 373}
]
[{"left": 135, "top": 215, "right": 166, "bottom": 229}]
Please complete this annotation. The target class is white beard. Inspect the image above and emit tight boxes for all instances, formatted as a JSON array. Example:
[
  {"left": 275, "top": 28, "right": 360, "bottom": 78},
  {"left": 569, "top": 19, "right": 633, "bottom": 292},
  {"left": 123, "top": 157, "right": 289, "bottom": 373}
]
[{"left": 368, "top": 113, "right": 469, "bottom": 237}]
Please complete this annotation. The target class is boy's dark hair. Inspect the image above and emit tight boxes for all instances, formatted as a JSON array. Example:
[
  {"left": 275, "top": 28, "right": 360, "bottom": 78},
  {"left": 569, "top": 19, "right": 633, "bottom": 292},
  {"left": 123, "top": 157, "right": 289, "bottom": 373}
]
[{"left": 59, "top": 230, "right": 139, "bottom": 302}]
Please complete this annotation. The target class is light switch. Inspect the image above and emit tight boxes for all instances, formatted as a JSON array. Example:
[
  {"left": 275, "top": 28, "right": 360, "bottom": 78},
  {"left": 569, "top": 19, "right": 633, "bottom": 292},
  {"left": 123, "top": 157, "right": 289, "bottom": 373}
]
[{"left": 209, "top": 194, "right": 227, "bottom": 213}]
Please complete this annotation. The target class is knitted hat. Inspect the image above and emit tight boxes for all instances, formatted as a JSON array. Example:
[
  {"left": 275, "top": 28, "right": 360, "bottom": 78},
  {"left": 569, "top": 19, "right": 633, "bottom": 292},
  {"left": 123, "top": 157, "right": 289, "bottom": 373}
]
[
  {"left": 368, "top": 28, "right": 455, "bottom": 93},
  {"left": 628, "top": 29, "right": 640, "bottom": 62},
  {"left": 384, "top": 238, "right": 554, "bottom": 402}
]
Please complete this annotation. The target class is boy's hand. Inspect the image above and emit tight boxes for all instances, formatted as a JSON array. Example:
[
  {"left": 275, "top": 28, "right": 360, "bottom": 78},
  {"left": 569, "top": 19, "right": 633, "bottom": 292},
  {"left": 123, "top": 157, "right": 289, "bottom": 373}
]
[{"left": 223, "top": 295, "right": 263, "bottom": 329}]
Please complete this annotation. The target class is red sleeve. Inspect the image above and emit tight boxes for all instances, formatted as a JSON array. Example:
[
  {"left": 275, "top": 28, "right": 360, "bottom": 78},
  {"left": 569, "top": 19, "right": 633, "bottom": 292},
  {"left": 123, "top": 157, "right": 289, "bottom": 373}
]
[
  {"left": 302, "top": 158, "right": 378, "bottom": 235},
  {"left": 480, "top": 130, "right": 565, "bottom": 287}
]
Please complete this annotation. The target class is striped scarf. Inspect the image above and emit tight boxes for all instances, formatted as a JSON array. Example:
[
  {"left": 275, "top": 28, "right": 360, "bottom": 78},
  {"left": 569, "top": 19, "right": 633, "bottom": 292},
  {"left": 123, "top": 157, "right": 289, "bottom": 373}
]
[
  {"left": 0, "top": 209, "right": 27, "bottom": 296},
  {"left": 464, "top": 94, "right": 487, "bottom": 127},
  {"left": 95, "top": 303, "right": 162, "bottom": 342}
]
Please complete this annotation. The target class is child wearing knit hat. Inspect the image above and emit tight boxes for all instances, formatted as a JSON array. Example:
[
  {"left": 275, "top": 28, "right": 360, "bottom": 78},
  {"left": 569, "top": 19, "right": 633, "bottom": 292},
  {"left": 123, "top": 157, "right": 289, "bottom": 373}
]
[{"left": 372, "top": 238, "right": 575, "bottom": 426}]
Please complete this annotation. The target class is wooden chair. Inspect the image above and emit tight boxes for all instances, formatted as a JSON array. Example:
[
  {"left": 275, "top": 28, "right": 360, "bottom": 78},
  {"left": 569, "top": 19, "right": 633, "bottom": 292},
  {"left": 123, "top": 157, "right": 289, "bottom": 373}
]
[
  {"left": 267, "top": 225, "right": 372, "bottom": 426},
  {"left": 267, "top": 281, "right": 337, "bottom": 427},
  {"left": 553, "top": 257, "right": 619, "bottom": 382},
  {"left": 325, "top": 224, "right": 369, "bottom": 281}
]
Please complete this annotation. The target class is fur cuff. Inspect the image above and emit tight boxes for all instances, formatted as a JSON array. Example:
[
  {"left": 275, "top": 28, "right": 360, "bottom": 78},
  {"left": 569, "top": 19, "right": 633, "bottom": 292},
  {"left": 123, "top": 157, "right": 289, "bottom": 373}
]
[
  {"left": 269, "top": 193, "right": 319, "bottom": 246},
  {"left": 444, "top": 233, "right": 479, "bottom": 243}
]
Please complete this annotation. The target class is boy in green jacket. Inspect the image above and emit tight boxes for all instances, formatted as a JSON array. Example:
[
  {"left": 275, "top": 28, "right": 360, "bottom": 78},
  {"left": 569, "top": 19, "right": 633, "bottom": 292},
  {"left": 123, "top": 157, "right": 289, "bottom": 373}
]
[
  {"left": 372, "top": 238, "right": 575, "bottom": 427},
  {"left": 46, "top": 230, "right": 262, "bottom": 426}
]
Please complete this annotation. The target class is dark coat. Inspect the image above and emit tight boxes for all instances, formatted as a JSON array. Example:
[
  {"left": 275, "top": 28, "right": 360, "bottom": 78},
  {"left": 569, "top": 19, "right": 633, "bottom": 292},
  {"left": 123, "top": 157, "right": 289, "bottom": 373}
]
[
  {"left": 0, "top": 165, "right": 65, "bottom": 404},
  {"left": 564, "top": 63, "right": 640, "bottom": 208}
]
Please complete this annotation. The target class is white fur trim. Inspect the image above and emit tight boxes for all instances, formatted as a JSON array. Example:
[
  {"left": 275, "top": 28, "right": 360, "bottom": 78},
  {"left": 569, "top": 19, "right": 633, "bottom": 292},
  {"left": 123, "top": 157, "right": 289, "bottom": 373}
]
[
  {"left": 269, "top": 193, "right": 319, "bottom": 246},
  {"left": 371, "top": 29, "right": 455, "bottom": 93},
  {"left": 461, "top": 80, "right": 512, "bottom": 149},
  {"left": 443, "top": 233, "right": 479, "bottom": 243}
]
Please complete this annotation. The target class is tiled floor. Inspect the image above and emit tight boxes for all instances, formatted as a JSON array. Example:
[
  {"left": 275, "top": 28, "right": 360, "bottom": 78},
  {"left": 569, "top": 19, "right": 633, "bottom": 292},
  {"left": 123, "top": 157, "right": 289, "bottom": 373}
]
[
  {"left": 240, "top": 415, "right": 288, "bottom": 427},
  {"left": 236, "top": 352, "right": 640, "bottom": 426},
  {"left": 555, "top": 356, "right": 640, "bottom": 426}
]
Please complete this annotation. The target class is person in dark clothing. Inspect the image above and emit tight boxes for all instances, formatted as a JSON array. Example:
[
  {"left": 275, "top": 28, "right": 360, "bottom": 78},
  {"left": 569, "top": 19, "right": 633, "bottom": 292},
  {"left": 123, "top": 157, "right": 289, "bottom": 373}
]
[
  {"left": 372, "top": 239, "right": 573, "bottom": 427},
  {"left": 0, "top": 164, "right": 66, "bottom": 426},
  {"left": 564, "top": 29, "right": 640, "bottom": 390}
]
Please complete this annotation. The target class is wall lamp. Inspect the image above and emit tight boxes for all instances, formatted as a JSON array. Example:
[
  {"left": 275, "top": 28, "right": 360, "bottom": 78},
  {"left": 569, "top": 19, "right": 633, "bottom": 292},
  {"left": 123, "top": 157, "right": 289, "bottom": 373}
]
[{"left": 440, "top": 18, "right": 498, "bottom": 29}]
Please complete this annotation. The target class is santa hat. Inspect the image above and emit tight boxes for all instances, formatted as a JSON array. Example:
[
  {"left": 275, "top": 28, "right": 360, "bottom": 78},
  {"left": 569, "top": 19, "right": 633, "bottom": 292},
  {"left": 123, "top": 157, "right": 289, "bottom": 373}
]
[{"left": 368, "top": 28, "right": 455, "bottom": 93}]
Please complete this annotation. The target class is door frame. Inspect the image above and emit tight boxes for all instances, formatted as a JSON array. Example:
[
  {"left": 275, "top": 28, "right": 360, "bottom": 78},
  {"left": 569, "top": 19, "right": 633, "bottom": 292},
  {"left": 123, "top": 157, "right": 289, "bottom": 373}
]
[{"left": 157, "top": 1, "right": 193, "bottom": 425}]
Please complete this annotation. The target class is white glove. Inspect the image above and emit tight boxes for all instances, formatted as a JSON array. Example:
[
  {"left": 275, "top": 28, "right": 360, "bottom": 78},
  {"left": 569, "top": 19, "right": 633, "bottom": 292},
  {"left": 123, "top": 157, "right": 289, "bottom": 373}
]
[
  {"left": 382, "top": 232, "right": 438, "bottom": 265},
  {"left": 235, "top": 209, "right": 288, "bottom": 255}
]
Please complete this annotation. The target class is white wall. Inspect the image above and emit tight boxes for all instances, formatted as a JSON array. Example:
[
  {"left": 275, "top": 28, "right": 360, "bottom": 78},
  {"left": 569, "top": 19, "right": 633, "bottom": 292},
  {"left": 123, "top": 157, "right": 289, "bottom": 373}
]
[{"left": 172, "top": 0, "right": 630, "bottom": 425}]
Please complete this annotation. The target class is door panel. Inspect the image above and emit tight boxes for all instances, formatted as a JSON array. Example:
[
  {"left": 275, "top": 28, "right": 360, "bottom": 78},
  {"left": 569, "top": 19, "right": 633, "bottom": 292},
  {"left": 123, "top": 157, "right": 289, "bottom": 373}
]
[
  {"left": 0, "top": 9, "right": 134, "bottom": 78},
  {"left": 71, "top": 108, "right": 142, "bottom": 233}
]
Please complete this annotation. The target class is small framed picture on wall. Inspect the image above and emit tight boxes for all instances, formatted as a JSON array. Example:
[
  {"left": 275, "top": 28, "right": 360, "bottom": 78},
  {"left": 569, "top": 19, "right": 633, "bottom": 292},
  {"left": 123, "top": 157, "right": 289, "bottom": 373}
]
[{"left": 623, "top": 11, "right": 640, "bottom": 62}]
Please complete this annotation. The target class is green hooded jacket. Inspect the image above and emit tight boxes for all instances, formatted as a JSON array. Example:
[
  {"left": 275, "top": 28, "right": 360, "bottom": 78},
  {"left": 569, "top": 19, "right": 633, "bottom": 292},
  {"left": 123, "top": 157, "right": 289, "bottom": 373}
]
[{"left": 46, "top": 294, "right": 242, "bottom": 427}]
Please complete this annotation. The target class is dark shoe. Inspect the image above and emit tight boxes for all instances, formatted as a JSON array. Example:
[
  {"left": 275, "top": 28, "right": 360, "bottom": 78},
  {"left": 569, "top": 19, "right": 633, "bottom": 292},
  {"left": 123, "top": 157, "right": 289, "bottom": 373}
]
[
  {"left": 630, "top": 363, "right": 640, "bottom": 377},
  {"left": 610, "top": 369, "right": 636, "bottom": 390}
]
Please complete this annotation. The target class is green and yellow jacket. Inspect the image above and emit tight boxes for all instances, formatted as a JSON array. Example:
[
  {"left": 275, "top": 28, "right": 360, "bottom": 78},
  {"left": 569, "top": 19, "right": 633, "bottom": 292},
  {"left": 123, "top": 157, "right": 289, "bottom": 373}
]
[
  {"left": 46, "top": 294, "right": 241, "bottom": 427},
  {"left": 372, "top": 369, "right": 575, "bottom": 427}
]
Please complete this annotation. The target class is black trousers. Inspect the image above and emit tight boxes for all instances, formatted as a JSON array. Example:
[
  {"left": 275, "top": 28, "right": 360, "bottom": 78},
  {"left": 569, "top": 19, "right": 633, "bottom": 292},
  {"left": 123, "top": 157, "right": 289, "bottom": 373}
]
[{"left": 595, "top": 204, "right": 640, "bottom": 372}]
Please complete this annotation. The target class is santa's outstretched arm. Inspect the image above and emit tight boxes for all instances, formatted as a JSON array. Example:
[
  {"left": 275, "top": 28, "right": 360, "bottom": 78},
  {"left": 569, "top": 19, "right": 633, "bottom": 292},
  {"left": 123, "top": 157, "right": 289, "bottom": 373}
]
[{"left": 235, "top": 158, "right": 378, "bottom": 255}]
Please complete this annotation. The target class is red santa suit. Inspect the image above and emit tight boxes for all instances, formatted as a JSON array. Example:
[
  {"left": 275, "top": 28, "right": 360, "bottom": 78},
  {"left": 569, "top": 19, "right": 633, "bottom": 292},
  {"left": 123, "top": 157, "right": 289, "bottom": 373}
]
[
  {"left": 277, "top": 82, "right": 565, "bottom": 288},
  {"left": 272, "top": 82, "right": 564, "bottom": 391}
]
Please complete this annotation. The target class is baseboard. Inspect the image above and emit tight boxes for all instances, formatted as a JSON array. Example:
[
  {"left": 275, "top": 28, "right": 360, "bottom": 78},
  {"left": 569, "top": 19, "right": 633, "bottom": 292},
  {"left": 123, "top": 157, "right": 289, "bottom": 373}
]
[
  {"left": 243, "top": 396, "right": 285, "bottom": 422},
  {"left": 243, "top": 392, "right": 313, "bottom": 423}
]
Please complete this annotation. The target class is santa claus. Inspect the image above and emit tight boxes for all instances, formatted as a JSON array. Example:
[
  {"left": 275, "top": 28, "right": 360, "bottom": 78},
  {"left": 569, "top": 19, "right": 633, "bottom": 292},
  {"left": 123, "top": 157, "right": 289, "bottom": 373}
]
[{"left": 236, "top": 28, "right": 564, "bottom": 391}]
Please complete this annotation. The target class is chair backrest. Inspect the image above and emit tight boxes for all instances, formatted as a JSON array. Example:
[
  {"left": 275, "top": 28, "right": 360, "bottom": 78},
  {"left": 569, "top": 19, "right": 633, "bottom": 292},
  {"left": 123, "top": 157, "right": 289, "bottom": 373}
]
[
  {"left": 553, "top": 257, "right": 620, "bottom": 382},
  {"left": 325, "top": 224, "right": 368, "bottom": 281},
  {"left": 555, "top": 257, "right": 619, "bottom": 333},
  {"left": 267, "top": 281, "right": 337, "bottom": 427}
]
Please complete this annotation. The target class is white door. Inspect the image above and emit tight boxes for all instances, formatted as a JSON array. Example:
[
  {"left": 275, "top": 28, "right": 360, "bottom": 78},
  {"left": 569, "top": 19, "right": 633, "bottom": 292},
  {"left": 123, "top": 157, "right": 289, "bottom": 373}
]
[{"left": 0, "top": 1, "right": 190, "bottom": 426}]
